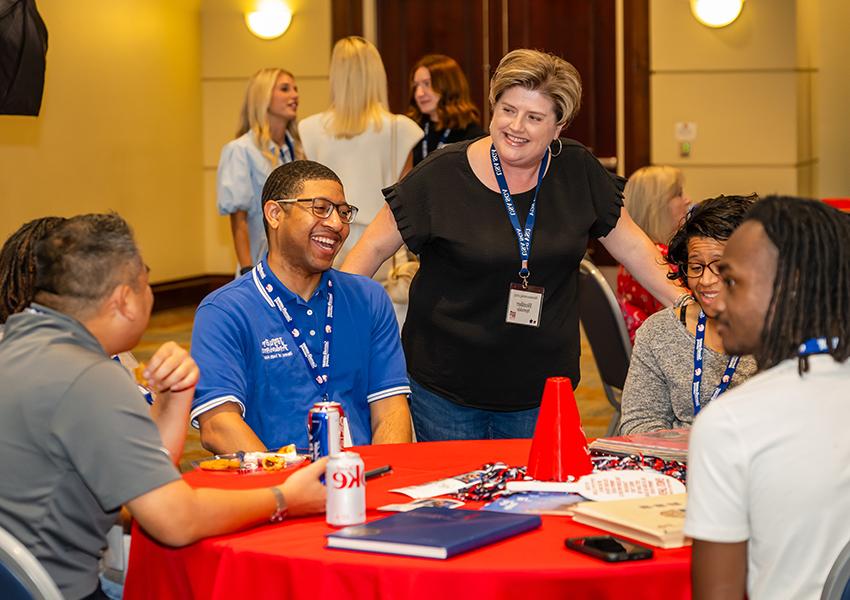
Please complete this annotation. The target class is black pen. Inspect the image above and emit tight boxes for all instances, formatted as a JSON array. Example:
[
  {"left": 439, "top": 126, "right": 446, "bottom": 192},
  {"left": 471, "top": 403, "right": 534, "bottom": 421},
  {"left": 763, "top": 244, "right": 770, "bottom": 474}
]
[{"left": 365, "top": 465, "right": 392, "bottom": 480}]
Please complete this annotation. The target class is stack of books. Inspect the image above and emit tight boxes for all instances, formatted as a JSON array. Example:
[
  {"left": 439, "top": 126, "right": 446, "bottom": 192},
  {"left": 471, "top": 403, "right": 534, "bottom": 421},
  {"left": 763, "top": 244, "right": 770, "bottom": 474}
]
[
  {"left": 588, "top": 428, "right": 690, "bottom": 462},
  {"left": 571, "top": 493, "right": 690, "bottom": 549}
]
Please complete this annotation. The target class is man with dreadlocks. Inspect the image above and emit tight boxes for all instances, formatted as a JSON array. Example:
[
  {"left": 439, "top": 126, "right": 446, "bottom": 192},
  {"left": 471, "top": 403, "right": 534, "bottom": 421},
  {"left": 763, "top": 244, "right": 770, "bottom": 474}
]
[
  {"left": 683, "top": 196, "right": 850, "bottom": 600},
  {"left": 0, "top": 216, "right": 66, "bottom": 326}
]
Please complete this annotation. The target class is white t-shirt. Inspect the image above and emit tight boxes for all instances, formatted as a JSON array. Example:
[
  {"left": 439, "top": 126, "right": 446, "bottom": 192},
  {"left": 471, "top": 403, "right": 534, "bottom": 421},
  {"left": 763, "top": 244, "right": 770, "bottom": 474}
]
[
  {"left": 684, "top": 354, "right": 850, "bottom": 600},
  {"left": 298, "top": 112, "right": 423, "bottom": 226}
]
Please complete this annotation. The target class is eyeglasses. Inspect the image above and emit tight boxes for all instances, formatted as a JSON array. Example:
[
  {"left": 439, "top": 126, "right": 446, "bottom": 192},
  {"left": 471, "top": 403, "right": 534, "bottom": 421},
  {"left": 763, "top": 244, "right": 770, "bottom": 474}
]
[
  {"left": 275, "top": 197, "right": 358, "bottom": 224},
  {"left": 685, "top": 259, "right": 722, "bottom": 279}
]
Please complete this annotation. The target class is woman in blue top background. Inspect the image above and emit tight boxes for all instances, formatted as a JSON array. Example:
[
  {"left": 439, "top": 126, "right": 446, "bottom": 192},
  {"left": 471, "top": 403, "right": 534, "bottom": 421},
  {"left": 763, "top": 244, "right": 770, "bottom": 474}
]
[
  {"left": 407, "top": 54, "right": 486, "bottom": 166},
  {"left": 217, "top": 68, "right": 303, "bottom": 274}
]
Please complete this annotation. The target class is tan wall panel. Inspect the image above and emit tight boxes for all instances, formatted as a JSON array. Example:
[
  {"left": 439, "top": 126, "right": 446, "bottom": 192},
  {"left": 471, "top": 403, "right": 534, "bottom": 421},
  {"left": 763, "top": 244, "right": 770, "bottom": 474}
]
[
  {"left": 652, "top": 72, "right": 799, "bottom": 165},
  {"left": 815, "top": 0, "right": 850, "bottom": 197},
  {"left": 680, "top": 166, "right": 799, "bottom": 204},
  {"left": 203, "top": 169, "right": 236, "bottom": 273},
  {"left": 651, "top": 0, "right": 796, "bottom": 71},
  {"left": 201, "top": 0, "right": 331, "bottom": 79},
  {"left": 0, "top": 0, "right": 204, "bottom": 283}
]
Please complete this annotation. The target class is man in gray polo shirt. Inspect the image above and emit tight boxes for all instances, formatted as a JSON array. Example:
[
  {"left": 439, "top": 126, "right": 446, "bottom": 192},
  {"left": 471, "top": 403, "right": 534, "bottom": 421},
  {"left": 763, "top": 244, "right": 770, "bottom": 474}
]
[{"left": 0, "top": 214, "right": 327, "bottom": 600}]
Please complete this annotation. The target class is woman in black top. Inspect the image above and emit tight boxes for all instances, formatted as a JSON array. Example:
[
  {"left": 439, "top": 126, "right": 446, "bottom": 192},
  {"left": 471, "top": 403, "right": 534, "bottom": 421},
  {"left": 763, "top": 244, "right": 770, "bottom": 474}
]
[
  {"left": 343, "top": 49, "right": 685, "bottom": 441},
  {"left": 407, "top": 54, "right": 486, "bottom": 166}
]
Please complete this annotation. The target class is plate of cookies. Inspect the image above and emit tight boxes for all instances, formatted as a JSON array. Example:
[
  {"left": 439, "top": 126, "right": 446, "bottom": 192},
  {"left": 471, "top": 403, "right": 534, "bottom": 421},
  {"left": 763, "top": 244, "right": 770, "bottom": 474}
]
[{"left": 193, "top": 445, "right": 306, "bottom": 473}]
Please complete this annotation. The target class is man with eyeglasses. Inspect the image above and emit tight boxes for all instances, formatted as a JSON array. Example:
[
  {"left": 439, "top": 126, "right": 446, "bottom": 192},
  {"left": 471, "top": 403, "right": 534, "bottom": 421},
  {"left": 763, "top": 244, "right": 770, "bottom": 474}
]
[{"left": 190, "top": 160, "right": 413, "bottom": 454}]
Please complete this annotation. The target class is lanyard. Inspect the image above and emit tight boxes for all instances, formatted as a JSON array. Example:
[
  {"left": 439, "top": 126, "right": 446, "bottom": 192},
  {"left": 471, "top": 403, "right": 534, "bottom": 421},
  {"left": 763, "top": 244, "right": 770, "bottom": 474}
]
[
  {"left": 279, "top": 133, "right": 295, "bottom": 164},
  {"left": 489, "top": 144, "right": 549, "bottom": 287},
  {"left": 798, "top": 337, "right": 838, "bottom": 356},
  {"left": 421, "top": 121, "right": 451, "bottom": 159},
  {"left": 258, "top": 264, "right": 335, "bottom": 400},
  {"left": 692, "top": 309, "right": 740, "bottom": 416}
]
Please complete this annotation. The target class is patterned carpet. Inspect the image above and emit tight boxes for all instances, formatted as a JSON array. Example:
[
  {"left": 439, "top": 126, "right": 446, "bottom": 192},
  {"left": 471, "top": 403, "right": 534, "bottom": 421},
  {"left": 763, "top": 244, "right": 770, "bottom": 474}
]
[{"left": 133, "top": 307, "right": 616, "bottom": 471}]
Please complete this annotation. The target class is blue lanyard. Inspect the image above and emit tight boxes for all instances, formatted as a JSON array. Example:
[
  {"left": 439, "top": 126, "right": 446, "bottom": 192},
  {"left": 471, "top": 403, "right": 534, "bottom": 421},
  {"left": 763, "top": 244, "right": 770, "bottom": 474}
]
[
  {"left": 692, "top": 310, "right": 740, "bottom": 416},
  {"left": 798, "top": 337, "right": 838, "bottom": 356},
  {"left": 258, "top": 265, "right": 335, "bottom": 400},
  {"left": 421, "top": 121, "right": 451, "bottom": 159},
  {"left": 489, "top": 144, "right": 549, "bottom": 287},
  {"left": 279, "top": 132, "right": 295, "bottom": 164}
]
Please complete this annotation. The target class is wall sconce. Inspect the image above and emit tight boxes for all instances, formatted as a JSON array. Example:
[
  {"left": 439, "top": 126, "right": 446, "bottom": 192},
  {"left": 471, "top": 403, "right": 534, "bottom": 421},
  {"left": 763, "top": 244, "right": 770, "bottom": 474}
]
[
  {"left": 245, "top": 1, "right": 293, "bottom": 40},
  {"left": 689, "top": 0, "right": 744, "bottom": 28}
]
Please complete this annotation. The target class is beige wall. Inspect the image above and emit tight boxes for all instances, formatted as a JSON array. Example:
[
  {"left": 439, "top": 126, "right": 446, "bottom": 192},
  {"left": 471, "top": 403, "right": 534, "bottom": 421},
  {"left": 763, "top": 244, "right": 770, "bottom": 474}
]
[
  {"left": 201, "top": 0, "right": 332, "bottom": 273},
  {"left": 650, "top": 0, "right": 848, "bottom": 202},
  {"left": 0, "top": 0, "right": 205, "bottom": 283}
]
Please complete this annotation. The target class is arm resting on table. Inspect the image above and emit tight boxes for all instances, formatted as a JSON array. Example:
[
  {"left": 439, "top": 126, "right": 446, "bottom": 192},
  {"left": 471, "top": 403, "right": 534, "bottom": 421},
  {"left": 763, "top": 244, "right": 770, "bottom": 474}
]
[
  {"left": 126, "top": 457, "right": 328, "bottom": 547},
  {"left": 197, "top": 402, "right": 267, "bottom": 454},
  {"left": 370, "top": 394, "right": 413, "bottom": 444},
  {"left": 691, "top": 539, "right": 747, "bottom": 600},
  {"left": 600, "top": 208, "right": 681, "bottom": 306},
  {"left": 341, "top": 204, "right": 404, "bottom": 278}
]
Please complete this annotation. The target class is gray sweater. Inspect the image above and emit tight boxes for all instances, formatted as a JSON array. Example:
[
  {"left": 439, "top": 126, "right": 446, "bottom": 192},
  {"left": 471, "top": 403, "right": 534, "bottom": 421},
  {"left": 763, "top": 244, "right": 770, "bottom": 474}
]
[{"left": 619, "top": 308, "right": 758, "bottom": 434}]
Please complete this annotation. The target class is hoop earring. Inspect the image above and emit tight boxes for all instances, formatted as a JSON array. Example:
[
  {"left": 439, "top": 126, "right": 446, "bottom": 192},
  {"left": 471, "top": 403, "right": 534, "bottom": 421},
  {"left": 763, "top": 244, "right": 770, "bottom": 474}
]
[{"left": 550, "top": 138, "right": 563, "bottom": 157}]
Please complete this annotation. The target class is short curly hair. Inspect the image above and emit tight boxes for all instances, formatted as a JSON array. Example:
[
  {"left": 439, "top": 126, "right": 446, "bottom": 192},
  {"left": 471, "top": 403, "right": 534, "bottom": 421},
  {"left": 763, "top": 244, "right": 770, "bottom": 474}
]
[{"left": 666, "top": 194, "right": 758, "bottom": 288}]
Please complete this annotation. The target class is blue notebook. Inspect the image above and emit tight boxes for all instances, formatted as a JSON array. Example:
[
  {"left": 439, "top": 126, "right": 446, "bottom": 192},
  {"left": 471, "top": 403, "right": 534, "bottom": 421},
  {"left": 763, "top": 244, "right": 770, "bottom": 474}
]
[{"left": 326, "top": 507, "right": 542, "bottom": 559}]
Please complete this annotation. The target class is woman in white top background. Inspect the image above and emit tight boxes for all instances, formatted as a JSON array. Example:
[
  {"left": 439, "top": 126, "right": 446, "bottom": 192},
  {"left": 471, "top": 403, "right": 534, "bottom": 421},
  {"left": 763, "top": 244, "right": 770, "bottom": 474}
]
[
  {"left": 217, "top": 68, "right": 303, "bottom": 275},
  {"left": 298, "top": 36, "right": 423, "bottom": 256}
]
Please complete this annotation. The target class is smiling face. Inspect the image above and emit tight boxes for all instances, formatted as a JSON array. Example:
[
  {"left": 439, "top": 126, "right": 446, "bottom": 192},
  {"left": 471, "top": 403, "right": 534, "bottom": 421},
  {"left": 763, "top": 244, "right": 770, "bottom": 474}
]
[
  {"left": 489, "top": 85, "right": 560, "bottom": 169},
  {"left": 267, "top": 72, "right": 299, "bottom": 123},
  {"left": 413, "top": 66, "right": 440, "bottom": 120},
  {"left": 686, "top": 236, "right": 727, "bottom": 318},
  {"left": 715, "top": 221, "right": 778, "bottom": 357},
  {"left": 268, "top": 179, "right": 349, "bottom": 276}
]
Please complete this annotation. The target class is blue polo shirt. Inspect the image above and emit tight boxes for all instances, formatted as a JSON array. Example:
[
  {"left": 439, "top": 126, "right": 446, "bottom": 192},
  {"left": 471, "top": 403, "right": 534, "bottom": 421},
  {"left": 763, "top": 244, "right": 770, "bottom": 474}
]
[{"left": 190, "top": 259, "right": 411, "bottom": 449}]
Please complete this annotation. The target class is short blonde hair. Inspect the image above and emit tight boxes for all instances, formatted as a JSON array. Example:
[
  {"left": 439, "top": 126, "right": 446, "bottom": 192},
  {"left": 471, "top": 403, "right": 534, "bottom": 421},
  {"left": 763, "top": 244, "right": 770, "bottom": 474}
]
[
  {"left": 237, "top": 68, "right": 303, "bottom": 166},
  {"left": 326, "top": 36, "right": 389, "bottom": 139},
  {"left": 489, "top": 49, "right": 582, "bottom": 130},
  {"left": 623, "top": 166, "right": 685, "bottom": 244}
]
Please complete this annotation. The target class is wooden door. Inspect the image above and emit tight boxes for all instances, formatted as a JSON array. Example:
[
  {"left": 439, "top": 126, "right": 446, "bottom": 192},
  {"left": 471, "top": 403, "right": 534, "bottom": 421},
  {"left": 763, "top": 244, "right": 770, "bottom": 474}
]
[{"left": 333, "top": 0, "right": 650, "bottom": 265}]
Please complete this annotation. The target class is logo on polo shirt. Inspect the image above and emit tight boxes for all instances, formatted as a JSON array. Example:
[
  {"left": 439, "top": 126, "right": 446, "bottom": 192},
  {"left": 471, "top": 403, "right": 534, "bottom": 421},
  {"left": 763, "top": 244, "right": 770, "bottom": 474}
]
[{"left": 261, "top": 336, "right": 293, "bottom": 360}]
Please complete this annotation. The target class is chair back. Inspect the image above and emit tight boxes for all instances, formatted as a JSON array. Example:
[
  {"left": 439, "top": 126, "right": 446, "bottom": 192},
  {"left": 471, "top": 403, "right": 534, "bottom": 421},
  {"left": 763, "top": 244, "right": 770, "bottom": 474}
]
[
  {"left": 578, "top": 258, "right": 632, "bottom": 390},
  {"left": 822, "top": 537, "right": 850, "bottom": 600},
  {"left": 0, "top": 526, "right": 62, "bottom": 600}
]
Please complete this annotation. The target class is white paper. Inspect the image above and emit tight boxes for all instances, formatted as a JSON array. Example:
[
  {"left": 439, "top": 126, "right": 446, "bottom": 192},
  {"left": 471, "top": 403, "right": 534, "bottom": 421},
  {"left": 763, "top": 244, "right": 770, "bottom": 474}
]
[
  {"left": 505, "top": 471, "right": 685, "bottom": 501},
  {"left": 389, "top": 469, "right": 486, "bottom": 499}
]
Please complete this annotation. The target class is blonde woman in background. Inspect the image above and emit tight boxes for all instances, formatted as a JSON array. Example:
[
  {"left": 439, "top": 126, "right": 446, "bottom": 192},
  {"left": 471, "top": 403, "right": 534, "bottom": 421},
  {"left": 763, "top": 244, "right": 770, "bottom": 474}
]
[
  {"left": 617, "top": 166, "right": 690, "bottom": 343},
  {"left": 218, "top": 68, "right": 303, "bottom": 275},
  {"left": 298, "top": 36, "right": 423, "bottom": 254}
]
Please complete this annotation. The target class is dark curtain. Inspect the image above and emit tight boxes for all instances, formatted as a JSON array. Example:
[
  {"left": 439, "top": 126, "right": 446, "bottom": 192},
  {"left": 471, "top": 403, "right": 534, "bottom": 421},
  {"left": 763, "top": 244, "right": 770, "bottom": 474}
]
[{"left": 0, "top": 0, "right": 47, "bottom": 116}]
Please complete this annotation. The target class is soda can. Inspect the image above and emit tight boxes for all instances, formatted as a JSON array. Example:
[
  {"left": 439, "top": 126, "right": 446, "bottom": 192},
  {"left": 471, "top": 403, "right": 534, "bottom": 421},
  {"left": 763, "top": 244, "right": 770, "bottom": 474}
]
[
  {"left": 307, "top": 401, "right": 346, "bottom": 461},
  {"left": 326, "top": 451, "right": 366, "bottom": 526}
]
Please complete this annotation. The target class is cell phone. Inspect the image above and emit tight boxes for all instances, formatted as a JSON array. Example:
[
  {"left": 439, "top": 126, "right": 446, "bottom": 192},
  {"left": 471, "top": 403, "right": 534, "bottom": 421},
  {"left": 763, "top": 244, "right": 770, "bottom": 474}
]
[{"left": 565, "top": 535, "right": 653, "bottom": 562}]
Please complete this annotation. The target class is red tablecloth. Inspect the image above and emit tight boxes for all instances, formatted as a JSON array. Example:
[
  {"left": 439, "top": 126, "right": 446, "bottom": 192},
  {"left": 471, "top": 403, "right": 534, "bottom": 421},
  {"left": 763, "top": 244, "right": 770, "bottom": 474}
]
[{"left": 124, "top": 440, "right": 691, "bottom": 600}]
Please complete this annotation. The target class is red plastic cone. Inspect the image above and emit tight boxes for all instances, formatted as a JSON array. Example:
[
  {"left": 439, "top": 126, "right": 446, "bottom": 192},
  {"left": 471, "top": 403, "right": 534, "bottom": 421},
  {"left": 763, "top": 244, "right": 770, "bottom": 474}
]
[{"left": 526, "top": 376, "right": 593, "bottom": 481}]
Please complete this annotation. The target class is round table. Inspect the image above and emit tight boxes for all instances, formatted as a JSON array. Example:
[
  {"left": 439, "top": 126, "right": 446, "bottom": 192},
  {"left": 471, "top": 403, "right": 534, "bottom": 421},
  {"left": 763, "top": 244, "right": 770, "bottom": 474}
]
[{"left": 124, "top": 440, "right": 691, "bottom": 599}]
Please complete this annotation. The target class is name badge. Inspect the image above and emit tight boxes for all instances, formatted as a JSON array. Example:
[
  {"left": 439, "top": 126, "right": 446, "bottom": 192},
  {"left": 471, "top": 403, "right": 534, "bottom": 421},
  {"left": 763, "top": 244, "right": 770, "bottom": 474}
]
[{"left": 506, "top": 283, "right": 544, "bottom": 327}]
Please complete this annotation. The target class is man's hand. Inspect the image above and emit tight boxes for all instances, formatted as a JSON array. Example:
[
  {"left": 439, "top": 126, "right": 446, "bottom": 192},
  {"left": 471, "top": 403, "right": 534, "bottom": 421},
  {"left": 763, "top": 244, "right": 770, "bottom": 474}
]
[
  {"left": 144, "top": 341, "right": 199, "bottom": 394},
  {"left": 280, "top": 457, "right": 328, "bottom": 517},
  {"left": 146, "top": 342, "right": 198, "bottom": 463}
]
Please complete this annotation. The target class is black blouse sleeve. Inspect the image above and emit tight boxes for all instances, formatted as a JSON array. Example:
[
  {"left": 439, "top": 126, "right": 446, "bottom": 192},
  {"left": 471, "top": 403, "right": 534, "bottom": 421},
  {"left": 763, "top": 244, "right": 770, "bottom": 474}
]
[
  {"left": 383, "top": 177, "right": 431, "bottom": 254},
  {"left": 582, "top": 146, "right": 626, "bottom": 239}
]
